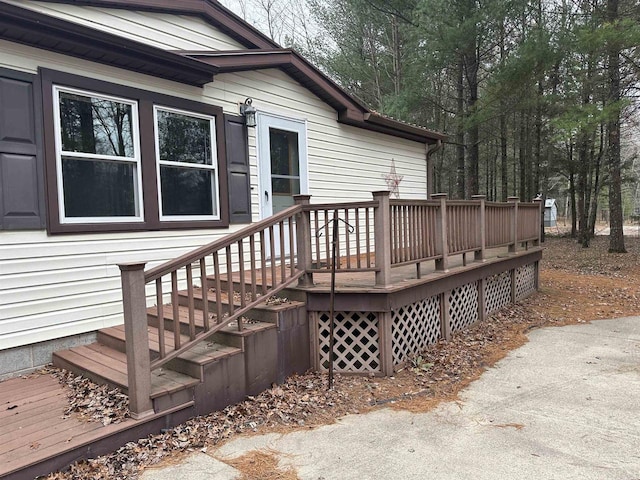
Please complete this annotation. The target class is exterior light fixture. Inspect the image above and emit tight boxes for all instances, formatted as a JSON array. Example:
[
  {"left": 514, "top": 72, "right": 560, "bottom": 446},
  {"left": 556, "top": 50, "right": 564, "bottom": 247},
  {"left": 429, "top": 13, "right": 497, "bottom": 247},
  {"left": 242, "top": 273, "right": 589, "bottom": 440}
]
[{"left": 240, "top": 98, "right": 256, "bottom": 127}]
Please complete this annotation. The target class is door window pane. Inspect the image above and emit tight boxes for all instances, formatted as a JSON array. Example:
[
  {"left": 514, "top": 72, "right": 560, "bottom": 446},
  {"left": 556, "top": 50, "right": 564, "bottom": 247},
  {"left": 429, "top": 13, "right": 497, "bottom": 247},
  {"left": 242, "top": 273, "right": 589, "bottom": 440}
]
[
  {"left": 269, "top": 128, "right": 299, "bottom": 176},
  {"left": 160, "top": 166, "right": 215, "bottom": 216},
  {"left": 59, "top": 92, "right": 134, "bottom": 157},
  {"left": 62, "top": 158, "right": 137, "bottom": 217},
  {"left": 272, "top": 177, "right": 300, "bottom": 195}
]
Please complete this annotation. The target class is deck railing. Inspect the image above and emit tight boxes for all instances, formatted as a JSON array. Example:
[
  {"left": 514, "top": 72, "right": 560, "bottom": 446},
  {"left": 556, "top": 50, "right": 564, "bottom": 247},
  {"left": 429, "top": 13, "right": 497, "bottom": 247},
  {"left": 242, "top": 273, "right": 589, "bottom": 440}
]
[{"left": 118, "top": 191, "right": 541, "bottom": 417}]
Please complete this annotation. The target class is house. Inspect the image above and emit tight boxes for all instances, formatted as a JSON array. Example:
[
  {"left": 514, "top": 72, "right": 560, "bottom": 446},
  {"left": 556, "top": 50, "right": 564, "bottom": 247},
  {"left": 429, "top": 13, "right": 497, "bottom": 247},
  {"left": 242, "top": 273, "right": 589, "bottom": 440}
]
[
  {"left": 0, "top": 0, "right": 447, "bottom": 379},
  {"left": 544, "top": 199, "right": 558, "bottom": 227}
]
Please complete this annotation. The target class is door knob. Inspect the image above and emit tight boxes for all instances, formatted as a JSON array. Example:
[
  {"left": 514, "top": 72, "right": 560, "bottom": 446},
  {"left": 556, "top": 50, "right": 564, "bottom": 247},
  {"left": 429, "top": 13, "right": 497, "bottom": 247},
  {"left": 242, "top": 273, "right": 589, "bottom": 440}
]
[{"left": 265, "top": 190, "right": 269, "bottom": 201}]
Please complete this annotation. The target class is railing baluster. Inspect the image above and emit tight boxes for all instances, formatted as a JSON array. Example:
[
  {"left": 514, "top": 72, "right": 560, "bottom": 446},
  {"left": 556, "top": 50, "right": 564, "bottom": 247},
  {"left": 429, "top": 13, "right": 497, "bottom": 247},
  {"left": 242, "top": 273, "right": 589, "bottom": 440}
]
[
  {"left": 345, "top": 208, "right": 351, "bottom": 269},
  {"left": 237, "top": 240, "right": 246, "bottom": 308},
  {"left": 260, "top": 230, "right": 267, "bottom": 295},
  {"left": 333, "top": 209, "right": 340, "bottom": 269},
  {"left": 279, "top": 220, "right": 286, "bottom": 283},
  {"left": 186, "top": 265, "right": 196, "bottom": 341},
  {"left": 355, "top": 208, "right": 361, "bottom": 268},
  {"left": 155, "top": 278, "right": 165, "bottom": 359},
  {"left": 269, "top": 225, "right": 276, "bottom": 288},
  {"left": 249, "top": 234, "right": 257, "bottom": 301},
  {"left": 213, "top": 252, "right": 223, "bottom": 324},
  {"left": 324, "top": 209, "right": 330, "bottom": 267},
  {"left": 171, "top": 270, "right": 180, "bottom": 350},
  {"left": 226, "top": 245, "right": 235, "bottom": 316},
  {"left": 288, "top": 214, "right": 295, "bottom": 277},
  {"left": 314, "top": 211, "right": 320, "bottom": 268},
  {"left": 199, "top": 258, "right": 210, "bottom": 331},
  {"left": 366, "top": 207, "right": 372, "bottom": 268}
]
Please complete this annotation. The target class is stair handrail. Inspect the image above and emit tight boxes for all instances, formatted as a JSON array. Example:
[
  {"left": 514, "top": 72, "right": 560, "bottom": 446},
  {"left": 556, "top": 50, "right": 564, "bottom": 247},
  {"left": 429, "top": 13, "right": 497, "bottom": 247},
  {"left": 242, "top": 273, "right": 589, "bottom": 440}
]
[{"left": 145, "top": 204, "right": 303, "bottom": 283}]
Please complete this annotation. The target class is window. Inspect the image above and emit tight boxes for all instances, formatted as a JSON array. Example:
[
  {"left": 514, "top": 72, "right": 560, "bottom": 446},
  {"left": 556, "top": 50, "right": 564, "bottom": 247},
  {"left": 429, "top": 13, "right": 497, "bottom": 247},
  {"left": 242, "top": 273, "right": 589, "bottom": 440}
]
[
  {"left": 155, "top": 107, "right": 219, "bottom": 220},
  {"left": 53, "top": 87, "right": 143, "bottom": 223},
  {"left": 40, "top": 68, "right": 230, "bottom": 233}
]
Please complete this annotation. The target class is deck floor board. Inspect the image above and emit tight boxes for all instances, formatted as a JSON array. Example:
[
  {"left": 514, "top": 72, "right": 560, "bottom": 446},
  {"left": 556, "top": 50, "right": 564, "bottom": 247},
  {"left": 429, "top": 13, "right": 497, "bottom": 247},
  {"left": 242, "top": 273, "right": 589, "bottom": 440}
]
[{"left": 0, "top": 374, "right": 139, "bottom": 478}]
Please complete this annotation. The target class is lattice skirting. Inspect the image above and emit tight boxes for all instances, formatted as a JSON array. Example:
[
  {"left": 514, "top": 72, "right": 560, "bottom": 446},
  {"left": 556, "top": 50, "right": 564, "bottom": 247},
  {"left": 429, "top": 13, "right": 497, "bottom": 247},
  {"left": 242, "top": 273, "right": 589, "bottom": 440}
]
[
  {"left": 485, "top": 272, "right": 512, "bottom": 315},
  {"left": 312, "top": 260, "right": 539, "bottom": 374},
  {"left": 391, "top": 296, "right": 440, "bottom": 365},
  {"left": 515, "top": 263, "right": 536, "bottom": 300},
  {"left": 317, "top": 311, "right": 381, "bottom": 373},
  {"left": 449, "top": 282, "right": 479, "bottom": 333}
]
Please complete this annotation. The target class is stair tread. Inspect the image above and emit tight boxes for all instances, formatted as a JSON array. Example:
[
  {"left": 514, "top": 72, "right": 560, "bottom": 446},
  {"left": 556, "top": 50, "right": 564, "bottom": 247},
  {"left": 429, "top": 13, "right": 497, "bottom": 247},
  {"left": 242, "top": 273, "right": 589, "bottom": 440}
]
[
  {"left": 54, "top": 343, "right": 199, "bottom": 398},
  {"left": 100, "top": 325, "right": 243, "bottom": 365},
  {"left": 147, "top": 304, "right": 208, "bottom": 323}
]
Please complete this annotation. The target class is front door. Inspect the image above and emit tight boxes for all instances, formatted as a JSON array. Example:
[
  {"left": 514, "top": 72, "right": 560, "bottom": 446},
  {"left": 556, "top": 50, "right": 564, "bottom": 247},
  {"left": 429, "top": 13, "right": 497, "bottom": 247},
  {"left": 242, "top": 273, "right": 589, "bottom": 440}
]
[{"left": 257, "top": 112, "right": 308, "bottom": 257}]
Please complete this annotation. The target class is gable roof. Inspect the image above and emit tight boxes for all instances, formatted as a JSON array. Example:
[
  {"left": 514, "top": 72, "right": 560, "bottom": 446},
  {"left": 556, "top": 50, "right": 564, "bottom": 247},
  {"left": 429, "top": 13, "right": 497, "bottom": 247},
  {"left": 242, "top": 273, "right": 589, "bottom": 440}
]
[
  {"left": 1, "top": 0, "right": 447, "bottom": 144},
  {"left": 184, "top": 50, "right": 447, "bottom": 144},
  {"left": 0, "top": 2, "right": 219, "bottom": 86},
  {"left": 29, "top": 0, "right": 280, "bottom": 50}
]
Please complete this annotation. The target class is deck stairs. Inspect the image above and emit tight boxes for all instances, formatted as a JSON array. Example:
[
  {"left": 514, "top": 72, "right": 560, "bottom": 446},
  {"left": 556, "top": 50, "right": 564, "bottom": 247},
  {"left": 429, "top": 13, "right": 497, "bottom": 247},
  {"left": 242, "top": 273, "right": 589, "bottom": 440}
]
[{"left": 52, "top": 275, "right": 299, "bottom": 416}]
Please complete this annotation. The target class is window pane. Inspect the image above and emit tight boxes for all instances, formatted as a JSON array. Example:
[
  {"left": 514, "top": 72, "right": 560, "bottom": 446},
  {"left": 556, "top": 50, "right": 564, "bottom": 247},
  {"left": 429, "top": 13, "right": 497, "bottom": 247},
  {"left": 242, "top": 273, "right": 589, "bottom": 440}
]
[
  {"left": 269, "top": 128, "right": 299, "bottom": 176},
  {"left": 157, "top": 110, "right": 212, "bottom": 165},
  {"left": 62, "top": 158, "right": 137, "bottom": 217},
  {"left": 160, "top": 166, "right": 216, "bottom": 216},
  {"left": 272, "top": 177, "right": 300, "bottom": 195},
  {"left": 59, "top": 92, "right": 134, "bottom": 157}
]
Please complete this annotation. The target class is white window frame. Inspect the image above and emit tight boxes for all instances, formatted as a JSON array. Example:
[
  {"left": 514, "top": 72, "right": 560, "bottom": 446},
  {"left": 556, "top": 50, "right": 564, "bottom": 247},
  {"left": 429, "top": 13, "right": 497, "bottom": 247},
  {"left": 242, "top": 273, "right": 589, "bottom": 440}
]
[
  {"left": 154, "top": 105, "right": 220, "bottom": 222},
  {"left": 52, "top": 85, "right": 144, "bottom": 224}
]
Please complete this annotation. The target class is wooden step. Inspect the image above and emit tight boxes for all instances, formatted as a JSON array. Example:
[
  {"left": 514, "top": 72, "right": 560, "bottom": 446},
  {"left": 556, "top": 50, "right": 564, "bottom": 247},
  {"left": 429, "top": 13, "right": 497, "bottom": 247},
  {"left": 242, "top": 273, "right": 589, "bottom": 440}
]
[
  {"left": 52, "top": 343, "right": 199, "bottom": 401},
  {"left": 146, "top": 304, "right": 210, "bottom": 336},
  {"left": 181, "top": 287, "right": 280, "bottom": 324},
  {"left": 208, "top": 274, "right": 307, "bottom": 303},
  {"left": 98, "top": 325, "right": 242, "bottom": 379}
]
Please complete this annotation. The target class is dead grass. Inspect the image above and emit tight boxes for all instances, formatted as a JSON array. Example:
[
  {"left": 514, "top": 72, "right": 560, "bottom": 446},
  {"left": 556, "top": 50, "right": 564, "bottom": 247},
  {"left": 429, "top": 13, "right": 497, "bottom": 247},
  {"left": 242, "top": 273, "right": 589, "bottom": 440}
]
[{"left": 223, "top": 449, "right": 299, "bottom": 480}]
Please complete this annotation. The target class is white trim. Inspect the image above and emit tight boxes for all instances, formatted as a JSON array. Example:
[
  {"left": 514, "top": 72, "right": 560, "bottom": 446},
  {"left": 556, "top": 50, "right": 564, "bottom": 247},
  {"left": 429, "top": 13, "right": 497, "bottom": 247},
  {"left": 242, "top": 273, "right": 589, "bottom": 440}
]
[
  {"left": 153, "top": 105, "right": 221, "bottom": 222},
  {"left": 256, "top": 111, "right": 309, "bottom": 220},
  {"left": 52, "top": 85, "right": 144, "bottom": 224}
]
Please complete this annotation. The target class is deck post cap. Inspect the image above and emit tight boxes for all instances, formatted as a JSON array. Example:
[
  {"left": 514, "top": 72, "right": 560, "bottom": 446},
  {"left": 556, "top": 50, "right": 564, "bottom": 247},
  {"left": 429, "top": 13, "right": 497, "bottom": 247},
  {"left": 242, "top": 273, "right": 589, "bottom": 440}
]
[{"left": 118, "top": 262, "right": 147, "bottom": 271}]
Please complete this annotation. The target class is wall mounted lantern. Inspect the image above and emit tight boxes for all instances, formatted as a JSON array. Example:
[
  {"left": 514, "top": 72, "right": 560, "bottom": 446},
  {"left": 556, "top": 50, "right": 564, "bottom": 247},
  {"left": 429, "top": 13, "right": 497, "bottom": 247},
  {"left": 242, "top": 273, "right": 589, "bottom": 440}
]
[{"left": 240, "top": 98, "right": 257, "bottom": 127}]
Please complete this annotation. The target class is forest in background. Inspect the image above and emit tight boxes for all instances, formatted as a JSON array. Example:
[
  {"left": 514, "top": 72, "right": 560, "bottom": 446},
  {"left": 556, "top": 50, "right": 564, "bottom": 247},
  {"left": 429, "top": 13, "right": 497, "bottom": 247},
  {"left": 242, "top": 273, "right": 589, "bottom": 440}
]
[{"left": 220, "top": 0, "right": 640, "bottom": 252}]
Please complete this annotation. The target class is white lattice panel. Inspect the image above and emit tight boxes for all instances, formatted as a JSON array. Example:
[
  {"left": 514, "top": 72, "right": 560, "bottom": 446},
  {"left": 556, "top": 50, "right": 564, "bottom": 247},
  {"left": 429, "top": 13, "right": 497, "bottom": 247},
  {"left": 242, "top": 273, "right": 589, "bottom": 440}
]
[
  {"left": 485, "top": 272, "right": 512, "bottom": 315},
  {"left": 449, "top": 282, "right": 479, "bottom": 332},
  {"left": 515, "top": 263, "right": 536, "bottom": 300},
  {"left": 391, "top": 296, "right": 441, "bottom": 365},
  {"left": 318, "top": 312, "right": 381, "bottom": 373}
]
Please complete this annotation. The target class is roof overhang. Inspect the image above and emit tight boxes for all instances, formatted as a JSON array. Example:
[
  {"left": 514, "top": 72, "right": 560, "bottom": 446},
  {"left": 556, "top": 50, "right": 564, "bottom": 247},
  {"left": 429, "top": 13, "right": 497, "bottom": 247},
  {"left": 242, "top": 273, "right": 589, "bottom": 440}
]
[
  {"left": 184, "top": 50, "right": 448, "bottom": 144},
  {"left": 0, "top": 2, "right": 219, "bottom": 86},
  {"left": 29, "top": 0, "right": 279, "bottom": 50}
]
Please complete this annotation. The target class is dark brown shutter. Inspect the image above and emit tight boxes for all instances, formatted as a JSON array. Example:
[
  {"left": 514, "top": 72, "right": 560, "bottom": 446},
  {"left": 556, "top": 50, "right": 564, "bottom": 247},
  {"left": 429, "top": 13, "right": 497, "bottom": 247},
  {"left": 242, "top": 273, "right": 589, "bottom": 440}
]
[
  {"left": 0, "top": 69, "right": 45, "bottom": 230},
  {"left": 224, "top": 113, "right": 251, "bottom": 224}
]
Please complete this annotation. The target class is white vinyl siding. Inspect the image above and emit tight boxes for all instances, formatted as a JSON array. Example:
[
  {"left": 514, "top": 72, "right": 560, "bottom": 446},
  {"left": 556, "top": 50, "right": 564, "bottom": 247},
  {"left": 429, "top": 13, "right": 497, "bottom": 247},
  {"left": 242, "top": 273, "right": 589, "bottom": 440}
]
[
  {"left": 2, "top": 0, "right": 246, "bottom": 51},
  {"left": 0, "top": 30, "right": 428, "bottom": 351}
]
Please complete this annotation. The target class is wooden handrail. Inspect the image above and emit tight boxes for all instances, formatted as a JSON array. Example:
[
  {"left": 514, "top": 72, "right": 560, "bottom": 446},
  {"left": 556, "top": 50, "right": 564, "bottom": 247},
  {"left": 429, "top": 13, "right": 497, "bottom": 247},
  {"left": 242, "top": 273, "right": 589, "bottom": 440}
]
[{"left": 145, "top": 204, "right": 302, "bottom": 282}]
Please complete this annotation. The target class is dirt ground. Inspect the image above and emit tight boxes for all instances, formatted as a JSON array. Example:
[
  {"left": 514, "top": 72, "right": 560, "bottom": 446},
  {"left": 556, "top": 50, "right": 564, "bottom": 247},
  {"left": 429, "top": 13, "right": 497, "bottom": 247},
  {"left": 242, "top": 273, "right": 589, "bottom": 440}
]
[{"left": 43, "top": 235, "right": 640, "bottom": 480}]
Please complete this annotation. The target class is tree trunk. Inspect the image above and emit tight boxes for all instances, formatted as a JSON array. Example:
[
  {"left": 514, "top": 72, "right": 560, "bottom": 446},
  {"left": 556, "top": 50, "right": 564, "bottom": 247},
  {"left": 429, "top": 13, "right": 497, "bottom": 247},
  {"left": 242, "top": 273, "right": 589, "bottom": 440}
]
[
  {"left": 456, "top": 57, "right": 465, "bottom": 199},
  {"left": 606, "top": 0, "right": 626, "bottom": 253}
]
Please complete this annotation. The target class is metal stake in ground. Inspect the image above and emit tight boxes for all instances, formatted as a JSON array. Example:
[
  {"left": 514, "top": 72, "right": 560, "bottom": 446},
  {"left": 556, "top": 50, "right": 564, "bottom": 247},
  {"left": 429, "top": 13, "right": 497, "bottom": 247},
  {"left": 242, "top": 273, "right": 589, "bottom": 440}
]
[
  {"left": 317, "top": 215, "right": 354, "bottom": 390},
  {"left": 328, "top": 216, "right": 338, "bottom": 389}
]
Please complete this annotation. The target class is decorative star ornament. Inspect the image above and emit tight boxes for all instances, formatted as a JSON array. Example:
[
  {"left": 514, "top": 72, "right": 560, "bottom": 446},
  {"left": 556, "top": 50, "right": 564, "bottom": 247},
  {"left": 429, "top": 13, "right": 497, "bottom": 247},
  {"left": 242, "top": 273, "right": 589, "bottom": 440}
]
[{"left": 384, "top": 159, "right": 403, "bottom": 198}]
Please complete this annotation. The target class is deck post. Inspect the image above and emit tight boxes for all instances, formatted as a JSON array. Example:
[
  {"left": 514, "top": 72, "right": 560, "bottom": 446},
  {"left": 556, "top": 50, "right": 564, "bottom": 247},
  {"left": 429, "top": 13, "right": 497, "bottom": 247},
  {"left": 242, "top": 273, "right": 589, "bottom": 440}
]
[
  {"left": 533, "top": 197, "right": 543, "bottom": 246},
  {"left": 379, "top": 311, "right": 394, "bottom": 375},
  {"left": 508, "top": 197, "right": 519, "bottom": 253},
  {"left": 294, "top": 195, "right": 314, "bottom": 286},
  {"left": 119, "top": 263, "right": 154, "bottom": 420},
  {"left": 440, "top": 291, "right": 451, "bottom": 341},
  {"left": 477, "top": 278, "right": 486, "bottom": 324},
  {"left": 472, "top": 195, "right": 486, "bottom": 262},
  {"left": 432, "top": 193, "right": 449, "bottom": 272},
  {"left": 373, "top": 191, "right": 392, "bottom": 287}
]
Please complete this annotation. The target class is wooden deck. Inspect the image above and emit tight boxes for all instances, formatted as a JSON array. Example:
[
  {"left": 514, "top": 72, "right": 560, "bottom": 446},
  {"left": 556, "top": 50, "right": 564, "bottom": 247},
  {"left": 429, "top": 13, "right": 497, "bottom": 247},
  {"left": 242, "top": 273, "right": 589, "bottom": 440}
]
[{"left": 0, "top": 373, "right": 194, "bottom": 479}]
